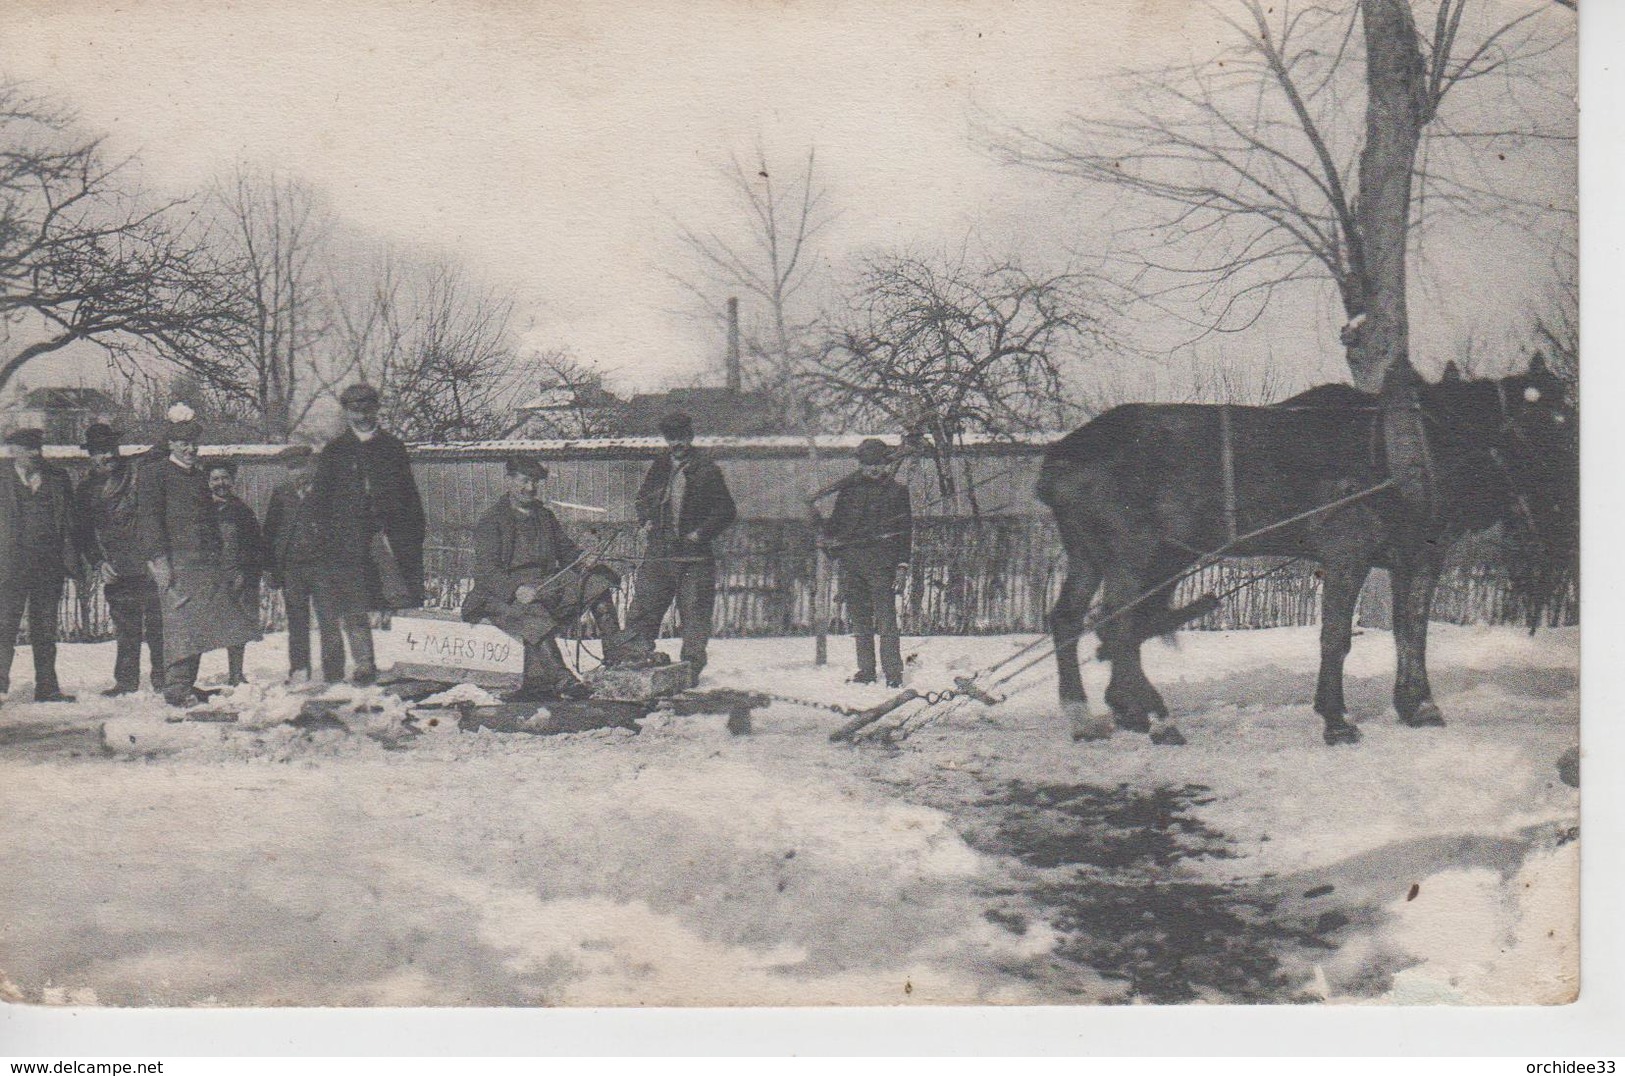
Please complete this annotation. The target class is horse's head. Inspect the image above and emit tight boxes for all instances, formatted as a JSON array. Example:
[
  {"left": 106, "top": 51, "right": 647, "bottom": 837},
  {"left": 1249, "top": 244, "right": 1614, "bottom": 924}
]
[{"left": 1488, "top": 353, "right": 1579, "bottom": 627}]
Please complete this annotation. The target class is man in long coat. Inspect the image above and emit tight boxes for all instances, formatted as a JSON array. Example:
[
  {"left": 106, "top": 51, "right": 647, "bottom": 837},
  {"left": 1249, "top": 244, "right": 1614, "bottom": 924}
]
[
  {"left": 207, "top": 460, "right": 266, "bottom": 686},
  {"left": 461, "top": 457, "right": 626, "bottom": 701},
  {"left": 617, "top": 411, "right": 736, "bottom": 680},
  {"left": 74, "top": 423, "right": 164, "bottom": 695},
  {"left": 0, "top": 428, "right": 78, "bottom": 705},
  {"left": 312, "top": 383, "right": 426, "bottom": 685},
  {"left": 263, "top": 446, "right": 345, "bottom": 685},
  {"left": 137, "top": 406, "right": 261, "bottom": 706},
  {"left": 820, "top": 438, "right": 913, "bottom": 687}
]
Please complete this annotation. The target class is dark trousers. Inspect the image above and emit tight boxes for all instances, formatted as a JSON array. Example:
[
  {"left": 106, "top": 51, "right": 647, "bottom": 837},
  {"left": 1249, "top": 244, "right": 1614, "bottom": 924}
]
[
  {"left": 0, "top": 560, "right": 65, "bottom": 697},
  {"left": 622, "top": 545, "right": 717, "bottom": 675},
  {"left": 105, "top": 575, "right": 164, "bottom": 691},
  {"left": 841, "top": 559, "right": 903, "bottom": 684},
  {"left": 283, "top": 565, "right": 350, "bottom": 682},
  {"left": 163, "top": 654, "right": 202, "bottom": 704},
  {"left": 339, "top": 615, "right": 377, "bottom": 679}
]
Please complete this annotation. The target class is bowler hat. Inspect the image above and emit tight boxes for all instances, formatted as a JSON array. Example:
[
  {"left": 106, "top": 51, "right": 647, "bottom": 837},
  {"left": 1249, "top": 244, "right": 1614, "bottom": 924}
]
[
  {"left": 339, "top": 383, "right": 382, "bottom": 412},
  {"left": 505, "top": 456, "right": 548, "bottom": 480},
  {"left": 856, "top": 438, "right": 891, "bottom": 465},
  {"left": 5, "top": 428, "right": 45, "bottom": 450},
  {"left": 658, "top": 411, "right": 694, "bottom": 441},
  {"left": 82, "top": 423, "right": 120, "bottom": 454}
]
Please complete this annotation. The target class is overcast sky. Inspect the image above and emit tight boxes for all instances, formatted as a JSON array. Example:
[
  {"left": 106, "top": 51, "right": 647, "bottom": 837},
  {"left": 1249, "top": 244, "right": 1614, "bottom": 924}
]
[{"left": 2, "top": 0, "right": 1577, "bottom": 400}]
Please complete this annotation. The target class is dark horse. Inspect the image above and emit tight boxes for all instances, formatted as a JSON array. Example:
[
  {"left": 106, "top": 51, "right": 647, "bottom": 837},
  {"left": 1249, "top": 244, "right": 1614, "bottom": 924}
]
[{"left": 1036, "top": 357, "right": 1577, "bottom": 746}]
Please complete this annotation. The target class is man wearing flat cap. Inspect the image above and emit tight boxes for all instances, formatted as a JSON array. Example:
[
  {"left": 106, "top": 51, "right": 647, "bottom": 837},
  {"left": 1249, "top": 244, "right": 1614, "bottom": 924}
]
[
  {"left": 819, "top": 438, "right": 913, "bottom": 687},
  {"left": 74, "top": 423, "right": 164, "bottom": 696},
  {"left": 462, "top": 457, "right": 628, "bottom": 701},
  {"left": 312, "top": 383, "right": 426, "bottom": 685},
  {"left": 617, "top": 411, "right": 737, "bottom": 681},
  {"left": 0, "top": 428, "right": 78, "bottom": 704},
  {"left": 263, "top": 445, "right": 345, "bottom": 685},
  {"left": 137, "top": 405, "right": 261, "bottom": 706}
]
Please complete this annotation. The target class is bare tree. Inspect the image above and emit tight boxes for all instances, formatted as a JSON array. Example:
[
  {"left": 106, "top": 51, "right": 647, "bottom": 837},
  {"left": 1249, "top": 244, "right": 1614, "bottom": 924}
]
[
  {"left": 329, "top": 252, "right": 527, "bottom": 442},
  {"left": 209, "top": 167, "right": 335, "bottom": 439},
  {"left": 994, "top": 0, "right": 1575, "bottom": 392},
  {"left": 811, "top": 252, "right": 1111, "bottom": 510},
  {"left": 671, "top": 143, "right": 833, "bottom": 398},
  {"left": 1, "top": 79, "right": 246, "bottom": 396},
  {"left": 1530, "top": 248, "right": 1575, "bottom": 388},
  {"left": 520, "top": 349, "right": 627, "bottom": 438}
]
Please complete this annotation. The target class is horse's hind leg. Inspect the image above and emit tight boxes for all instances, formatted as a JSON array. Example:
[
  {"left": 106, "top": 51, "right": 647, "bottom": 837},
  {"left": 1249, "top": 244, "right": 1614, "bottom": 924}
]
[
  {"left": 1315, "top": 557, "right": 1369, "bottom": 745},
  {"left": 1053, "top": 554, "right": 1112, "bottom": 741},
  {"left": 1099, "top": 557, "right": 1183, "bottom": 744}
]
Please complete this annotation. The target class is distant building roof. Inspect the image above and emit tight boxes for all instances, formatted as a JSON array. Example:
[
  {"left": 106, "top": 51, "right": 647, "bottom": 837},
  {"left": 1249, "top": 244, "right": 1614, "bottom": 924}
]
[
  {"left": 516, "top": 384, "right": 623, "bottom": 412},
  {"left": 617, "top": 387, "right": 786, "bottom": 437}
]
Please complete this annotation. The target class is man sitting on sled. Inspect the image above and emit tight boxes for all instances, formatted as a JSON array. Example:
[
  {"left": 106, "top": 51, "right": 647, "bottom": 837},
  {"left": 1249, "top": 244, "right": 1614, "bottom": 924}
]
[{"left": 461, "top": 457, "right": 628, "bottom": 702}]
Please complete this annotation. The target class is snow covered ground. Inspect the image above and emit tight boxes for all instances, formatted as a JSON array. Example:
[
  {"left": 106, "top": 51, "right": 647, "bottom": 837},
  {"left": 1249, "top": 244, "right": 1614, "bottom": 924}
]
[{"left": 0, "top": 623, "right": 1578, "bottom": 1007}]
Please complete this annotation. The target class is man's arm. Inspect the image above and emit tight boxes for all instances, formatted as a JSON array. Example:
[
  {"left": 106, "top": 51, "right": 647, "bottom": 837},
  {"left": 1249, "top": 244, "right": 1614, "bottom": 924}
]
[
  {"left": 262, "top": 489, "right": 287, "bottom": 588},
  {"left": 135, "top": 459, "right": 168, "bottom": 564},
  {"left": 53, "top": 471, "right": 79, "bottom": 575},
  {"left": 240, "top": 501, "right": 268, "bottom": 580},
  {"left": 894, "top": 483, "right": 914, "bottom": 565},
  {"left": 393, "top": 437, "right": 426, "bottom": 540},
  {"left": 462, "top": 507, "right": 507, "bottom": 622},
  {"left": 689, "top": 462, "right": 736, "bottom": 543},
  {"left": 550, "top": 510, "right": 583, "bottom": 569},
  {"left": 633, "top": 458, "right": 667, "bottom": 526},
  {"left": 71, "top": 477, "right": 101, "bottom": 574}
]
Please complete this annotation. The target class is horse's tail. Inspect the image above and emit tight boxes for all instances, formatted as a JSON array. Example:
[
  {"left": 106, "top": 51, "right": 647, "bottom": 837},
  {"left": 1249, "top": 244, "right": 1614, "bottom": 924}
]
[{"left": 1035, "top": 405, "right": 1142, "bottom": 509}]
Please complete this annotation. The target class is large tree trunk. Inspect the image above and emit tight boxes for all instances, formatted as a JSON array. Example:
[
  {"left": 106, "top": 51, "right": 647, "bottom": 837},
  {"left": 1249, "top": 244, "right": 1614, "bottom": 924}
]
[{"left": 1347, "top": 0, "right": 1429, "bottom": 393}]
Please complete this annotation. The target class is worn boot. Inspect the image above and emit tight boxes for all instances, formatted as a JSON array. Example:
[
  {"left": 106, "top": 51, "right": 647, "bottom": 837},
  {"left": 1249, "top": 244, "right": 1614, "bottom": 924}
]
[
  {"left": 879, "top": 634, "right": 905, "bottom": 689},
  {"left": 227, "top": 645, "right": 247, "bottom": 686},
  {"left": 512, "top": 638, "right": 588, "bottom": 702},
  {"left": 852, "top": 633, "right": 877, "bottom": 684}
]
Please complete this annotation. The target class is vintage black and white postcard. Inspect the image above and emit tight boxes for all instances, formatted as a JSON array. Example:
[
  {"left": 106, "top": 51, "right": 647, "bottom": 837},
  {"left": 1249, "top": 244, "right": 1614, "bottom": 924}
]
[{"left": 0, "top": 0, "right": 1581, "bottom": 1014}]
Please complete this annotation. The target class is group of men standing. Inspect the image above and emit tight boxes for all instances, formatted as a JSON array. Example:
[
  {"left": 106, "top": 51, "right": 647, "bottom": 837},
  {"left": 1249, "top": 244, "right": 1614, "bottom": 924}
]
[
  {"left": 2, "top": 394, "right": 917, "bottom": 707},
  {"left": 0, "top": 384, "right": 423, "bottom": 708}
]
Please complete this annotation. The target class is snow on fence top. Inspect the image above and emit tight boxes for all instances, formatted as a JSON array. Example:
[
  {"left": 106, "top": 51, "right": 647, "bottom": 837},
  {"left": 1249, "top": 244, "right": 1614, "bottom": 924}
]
[{"left": 38, "top": 430, "right": 1068, "bottom": 462}]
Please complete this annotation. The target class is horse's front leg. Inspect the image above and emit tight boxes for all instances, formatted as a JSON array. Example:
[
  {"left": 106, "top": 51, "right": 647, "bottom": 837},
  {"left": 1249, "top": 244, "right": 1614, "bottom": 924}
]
[
  {"left": 1315, "top": 559, "right": 1369, "bottom": 745},
  {"left": 1392, "top": 548, "right": 1445, "bottom": 727}
]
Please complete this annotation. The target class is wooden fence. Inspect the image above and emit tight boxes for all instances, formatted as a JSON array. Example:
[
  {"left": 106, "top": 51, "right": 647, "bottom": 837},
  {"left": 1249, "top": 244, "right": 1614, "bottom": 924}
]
[
  {"left": 28, "top": 437, "right": 1575, "bottom": 642},
  {"left": 41, "top": 517, "right": 1570, "bottom": 645}
]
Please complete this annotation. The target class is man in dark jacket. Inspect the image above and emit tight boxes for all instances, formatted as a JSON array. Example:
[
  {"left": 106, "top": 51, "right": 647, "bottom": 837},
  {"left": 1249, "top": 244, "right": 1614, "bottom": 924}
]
[
  {"left": 617, "top": 412, "right": 737, "bottom": 680},
  {"left": 263, "top": 446, "right": 348, "bottom": 685},
  {"left": 820, "top": 438, "right": 913, "bottom": 687},
  {"left": 207, "top": 460, "right": 265, "bottom": 686},
  {"left": 312, "top": 383, "right": 426, "bottom": 685},
  {"left": 138, "top": 406, "right": 261, "bottom": 706},
  {"left": 74, "top": 423, "right": 164, "bottom": 696},
  {"left": 0, "top": 427, "right": 77, "bottom": 705},
  {"left": 462, "top": 457, "right": 626, "bottom": 701}
]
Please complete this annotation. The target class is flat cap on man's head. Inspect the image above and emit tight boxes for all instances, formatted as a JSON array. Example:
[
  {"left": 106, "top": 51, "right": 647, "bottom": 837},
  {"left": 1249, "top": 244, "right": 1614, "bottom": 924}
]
[
  {"left": 658, "top": 411, "right": 694, "bottom": 441},
  {"left": 339, "top": 383, "right": 382, "bottom": 412},
  {"left": 5, "top": 428, "right": 45, "bottom": 450},
  {"left": 206, "top": 459, "right": 238, "bottom": 477},
  {"left": 505, "top": 456, "right": 548, "bottom": 480},
  {"left": 856, "top": 438, "right": 892, "bottom": 465},
  {"left": 82, "top": 423, "right": 120, "bottom": 454}
]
